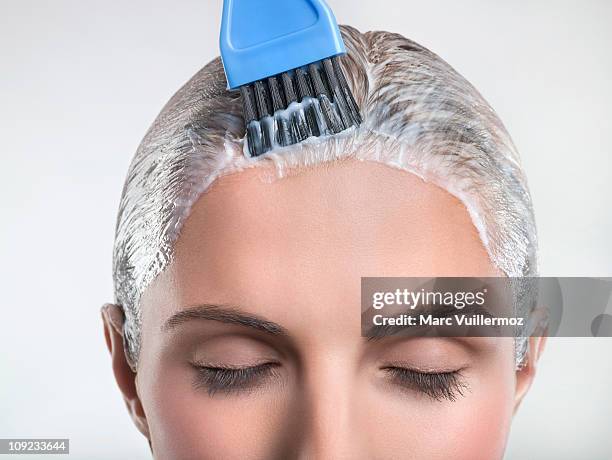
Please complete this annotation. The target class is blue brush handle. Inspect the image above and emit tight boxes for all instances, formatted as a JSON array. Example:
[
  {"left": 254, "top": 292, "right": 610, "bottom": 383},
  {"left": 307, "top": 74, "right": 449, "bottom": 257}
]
[{"left": 220, "top": 0, "right": 346, "bottom": 89}]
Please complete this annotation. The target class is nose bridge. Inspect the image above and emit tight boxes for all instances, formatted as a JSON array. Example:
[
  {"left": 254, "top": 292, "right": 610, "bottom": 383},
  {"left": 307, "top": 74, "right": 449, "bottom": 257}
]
[{"left": 296, "top": 353, "right": 363, "bottom": 460}]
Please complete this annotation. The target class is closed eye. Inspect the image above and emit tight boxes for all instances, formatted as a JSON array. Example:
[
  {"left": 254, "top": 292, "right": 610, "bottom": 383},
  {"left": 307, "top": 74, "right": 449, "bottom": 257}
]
[
  {"left": 382, "top": 366, "right": 468, "bottom": 402},
  {"left": 192, "top": 362, "right": 281, "bottom": 396}
]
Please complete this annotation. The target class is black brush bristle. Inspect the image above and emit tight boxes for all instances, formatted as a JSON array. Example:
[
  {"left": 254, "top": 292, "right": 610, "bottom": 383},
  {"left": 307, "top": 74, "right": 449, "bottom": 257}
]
[
  {"left": 253, "top": 80, "right": 271, "bottom": 118},
  {"left": 332, "top": 56, "right": 362, "bottom": 125},
  {"left": 252, "top": 80, "right": 272, "bottom": 154},
  {"left": 281, "top": 72, "right": 297, "bottom": 104},
  {"left": 240, "top": 85, "right": 257, "bottom": 123},
  {"left": 240, "top": 85, "right": 262, "bottom": 157},
  {"left": 294, "top": 67, "right": 312, "bottom": 100},
  {"left": 240, "top": 55, "right": 362, "bottom": 157},
  {"left": 322, "top": 58, "right": 352, "bottom": 129},
  {"left": 267, "top": 76, "right": 291, "bottom": 147},
  {"left": 309, "top": 62, "right": 344, "bottom": 134},
  {"left": 267, "top": 76, "right": 285, "bottom": 112},
  {"left": 294, "top": 68, "right": 317, "bottom": 138},
  {"left": 281, "top": 71, "right": 309, "bottom": 143}
]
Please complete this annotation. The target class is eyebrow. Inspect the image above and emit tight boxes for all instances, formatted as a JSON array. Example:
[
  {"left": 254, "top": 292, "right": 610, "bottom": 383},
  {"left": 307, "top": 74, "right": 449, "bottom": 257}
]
[{"left": 162, "top": 304, "right": 289, "bottom": 337}]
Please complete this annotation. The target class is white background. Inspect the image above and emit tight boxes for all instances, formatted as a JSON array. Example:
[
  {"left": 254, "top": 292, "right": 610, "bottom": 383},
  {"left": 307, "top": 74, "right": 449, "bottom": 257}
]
[{"left": 1, "top": 0, "right": 611, "bottom": 458}]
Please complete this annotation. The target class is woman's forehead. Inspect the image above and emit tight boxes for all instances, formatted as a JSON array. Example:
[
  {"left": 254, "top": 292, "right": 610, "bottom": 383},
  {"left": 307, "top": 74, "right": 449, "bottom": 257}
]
[{"left": 172, "top": 158, "right": 500, "bottom": 282}]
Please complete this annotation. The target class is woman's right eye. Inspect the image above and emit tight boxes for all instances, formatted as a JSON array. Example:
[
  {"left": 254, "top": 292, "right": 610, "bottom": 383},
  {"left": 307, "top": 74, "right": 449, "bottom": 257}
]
[{"left": 192, "top": 362, "right": 280, "bottom": 396}]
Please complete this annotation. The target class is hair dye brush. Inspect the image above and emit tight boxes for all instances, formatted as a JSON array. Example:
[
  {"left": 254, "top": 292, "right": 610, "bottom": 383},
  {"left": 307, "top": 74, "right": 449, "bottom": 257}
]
[{"left": 220, "top": 0, "right": 362, "bottom": 157}]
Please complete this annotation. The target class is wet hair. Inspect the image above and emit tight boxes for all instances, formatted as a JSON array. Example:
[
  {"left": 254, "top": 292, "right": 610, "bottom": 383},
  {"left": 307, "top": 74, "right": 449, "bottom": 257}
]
[{"left": 113, "top": 25, "right": 537, "bottom": 368}]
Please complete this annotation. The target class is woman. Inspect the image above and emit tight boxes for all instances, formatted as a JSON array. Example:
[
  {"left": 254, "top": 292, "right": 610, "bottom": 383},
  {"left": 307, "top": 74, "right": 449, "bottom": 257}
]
[{"left": 102, "top": 26, "right": 545, "bottom": 459}]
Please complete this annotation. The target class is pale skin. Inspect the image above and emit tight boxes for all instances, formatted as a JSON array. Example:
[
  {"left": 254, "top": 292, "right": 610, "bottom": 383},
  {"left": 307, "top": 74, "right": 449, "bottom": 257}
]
[{"left": 102, "top": 159, "right": 546, "bottom": 460}]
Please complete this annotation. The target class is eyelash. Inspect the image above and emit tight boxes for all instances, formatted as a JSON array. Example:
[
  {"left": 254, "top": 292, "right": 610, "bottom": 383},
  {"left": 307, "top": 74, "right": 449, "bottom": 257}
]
[
  {"left": 192, "top": 363, "right": 467, "bottom": 402},
  {"left": 382, "top": 366, "right": 468, "bottom": 402},
  {"left": 193, "top": 362, "right": 280, "bottom": 396}
]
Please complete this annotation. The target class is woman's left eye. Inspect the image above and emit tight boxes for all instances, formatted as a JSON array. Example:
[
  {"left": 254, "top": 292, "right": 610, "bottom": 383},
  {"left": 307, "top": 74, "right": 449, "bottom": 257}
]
[
  {"left": 382, "top": 366, "right": 468, "bottom": 402},
  {"left": 192, "top": 362, "right": 280, "bottom": 396}
]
